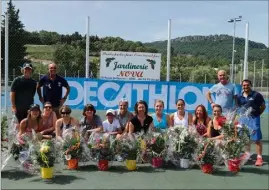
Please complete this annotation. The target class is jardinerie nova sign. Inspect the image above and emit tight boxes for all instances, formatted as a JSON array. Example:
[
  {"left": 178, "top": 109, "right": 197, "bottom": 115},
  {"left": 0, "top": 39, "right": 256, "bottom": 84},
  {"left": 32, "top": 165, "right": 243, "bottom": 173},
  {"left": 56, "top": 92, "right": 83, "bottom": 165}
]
[{"left": 100, "top": 51, "right": 161, "bottom": 81}]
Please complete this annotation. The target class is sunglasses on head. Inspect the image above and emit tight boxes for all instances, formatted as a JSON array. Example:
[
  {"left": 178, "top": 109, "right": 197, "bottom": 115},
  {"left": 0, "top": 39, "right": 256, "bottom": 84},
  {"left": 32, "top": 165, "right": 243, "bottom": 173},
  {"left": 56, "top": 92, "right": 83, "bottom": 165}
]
[{"left": 61, "top": 112, "right": 71, "bottom": 115}]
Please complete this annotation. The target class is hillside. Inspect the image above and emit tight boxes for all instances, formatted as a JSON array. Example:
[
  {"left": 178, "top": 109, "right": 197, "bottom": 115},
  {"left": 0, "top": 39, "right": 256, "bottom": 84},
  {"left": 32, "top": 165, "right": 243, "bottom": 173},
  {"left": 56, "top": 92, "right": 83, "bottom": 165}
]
[{"left": 144, "top": 34, "right": 268, "bottom": 62}]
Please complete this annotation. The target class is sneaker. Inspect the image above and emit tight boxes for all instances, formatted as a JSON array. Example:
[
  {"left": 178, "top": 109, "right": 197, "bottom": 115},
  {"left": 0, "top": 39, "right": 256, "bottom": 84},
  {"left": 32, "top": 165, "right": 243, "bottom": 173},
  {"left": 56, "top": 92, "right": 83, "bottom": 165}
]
[
  {"left": 255, "top": 158, "right": 263, "bottom": 166},
  {"left": 116, "top": 155, "right": 123, "bottom": 162}
]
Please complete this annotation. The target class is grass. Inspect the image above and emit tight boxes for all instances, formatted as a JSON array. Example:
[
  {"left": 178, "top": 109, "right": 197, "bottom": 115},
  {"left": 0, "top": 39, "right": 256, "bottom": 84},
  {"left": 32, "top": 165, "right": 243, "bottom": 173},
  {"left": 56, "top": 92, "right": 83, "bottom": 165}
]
[{"left": 25, "top": 44, "right": 56, "bottom": 60}]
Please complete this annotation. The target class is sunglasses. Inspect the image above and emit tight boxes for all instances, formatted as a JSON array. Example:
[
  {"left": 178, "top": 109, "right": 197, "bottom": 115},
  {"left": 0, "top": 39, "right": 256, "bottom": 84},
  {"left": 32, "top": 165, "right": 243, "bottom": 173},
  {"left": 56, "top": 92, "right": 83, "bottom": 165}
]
[
  {"left": 44, "top": 106, "right": 52, "bottom": 109},
  {"left": 49, "top": 67, "right": 56, "bottom": 69},
  {"left": 61, "top": 112, "right": 71, "bottom": 115}
]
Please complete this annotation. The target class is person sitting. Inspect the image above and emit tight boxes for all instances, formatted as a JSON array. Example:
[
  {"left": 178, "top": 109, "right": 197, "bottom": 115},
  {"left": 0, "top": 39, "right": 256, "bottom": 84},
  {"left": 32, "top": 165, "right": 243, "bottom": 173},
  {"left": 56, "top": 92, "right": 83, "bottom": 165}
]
[
  {"left": 41, "top": 102, "right": 57, "bottom": 137},
  {"left": 102, "top": 109, "right": 122, "bottom": 138},
  {"left": 129, "top": 100, "right": 154, "bottom": 135},
  {"left": 17, "top": 104, "right": 44, "bottom": 144},
  {"left": 115, "top": 98, "right": 134, "bottom": 134},
  {"left": 170, "top": 99, "right": 192, "bottom": 128},
  {"left": 55, "top": 105, "right": 79, "bottom": 142},
  {"left": 193, "top": 104, "right": 211, "bottom": 137},
  {"left": 80, "top": 104, "right": 103, "bottom": 139},
  {"left": 151, "top": 99, "right": 171, "bottom": 131},
  {"left": 206, "top": 104, "right": 225, "bottom": 140}
]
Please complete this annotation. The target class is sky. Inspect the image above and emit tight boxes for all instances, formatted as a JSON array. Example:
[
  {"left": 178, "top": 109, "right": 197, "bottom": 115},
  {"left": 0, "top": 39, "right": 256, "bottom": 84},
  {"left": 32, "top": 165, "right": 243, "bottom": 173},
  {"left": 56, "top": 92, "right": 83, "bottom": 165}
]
[{"left": 1, "top": 0, "right": 268, "bottom": 46}]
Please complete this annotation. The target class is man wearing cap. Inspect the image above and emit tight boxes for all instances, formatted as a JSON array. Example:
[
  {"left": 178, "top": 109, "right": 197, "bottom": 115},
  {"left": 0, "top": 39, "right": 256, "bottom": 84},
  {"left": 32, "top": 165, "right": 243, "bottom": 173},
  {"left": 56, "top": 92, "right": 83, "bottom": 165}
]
[
  {"left": 37, "top": 62, "right": 70, "bottom": 118},
  {"left": 10, "top": 63, "right": 37, "bottom": 123},
  {"left": 115, "top": 99, "right": 134, "bottom": 133}
]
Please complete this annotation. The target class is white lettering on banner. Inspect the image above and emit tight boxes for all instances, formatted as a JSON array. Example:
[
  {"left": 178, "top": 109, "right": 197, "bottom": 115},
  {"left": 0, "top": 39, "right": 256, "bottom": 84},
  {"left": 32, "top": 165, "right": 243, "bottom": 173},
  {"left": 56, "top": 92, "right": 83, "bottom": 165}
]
[
  {"left": 98, "top": 82, "right": 120, "bottom": 107},
  {"left": 148, "top": 85, "right": 168, "bottom": 109},
  {"left": 179, "top": 86, "right": 205, "bottom": 110},
  {"left": 114, "top": 83, "right": 132, "bottom": 108},
  {"left": 84, "top": 81, "right": 98, "bottom": 106},
  {"left": 66, "top": 80, "right": 215, "bottom": 112},
  {"left": 169, "top": 85, "right": 177, "bottom": 110},
  {"left": 132, "top": 84, "right": 149, "bottom": 101},
  {"left": 66, "top": 81, "right": 84, "bottom": 105}
]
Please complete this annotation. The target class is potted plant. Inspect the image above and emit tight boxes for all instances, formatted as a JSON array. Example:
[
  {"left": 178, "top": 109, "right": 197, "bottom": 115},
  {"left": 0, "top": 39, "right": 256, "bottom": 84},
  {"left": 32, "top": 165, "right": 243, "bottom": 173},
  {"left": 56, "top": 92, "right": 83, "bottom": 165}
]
[
  {"left": 149, "top": 132, "right": 166, "bottom": 168},
  {"left": 36, "top": 140, "right": 56, "bottom": 179},
  {"left": 62, "top": 128, "right": 83, "bottom": 170},
  {"left": 88, "top": 132, "right": 112, "bottom": 171},
  {"left": 196, "top": 140, "right": 217, "bottom": 174}
]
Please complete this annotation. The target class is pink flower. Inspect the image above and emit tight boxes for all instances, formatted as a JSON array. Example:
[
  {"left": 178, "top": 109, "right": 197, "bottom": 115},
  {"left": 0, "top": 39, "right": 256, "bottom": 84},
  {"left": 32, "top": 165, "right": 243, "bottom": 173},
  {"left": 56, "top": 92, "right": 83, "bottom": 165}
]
[{"left": 151, "top": 138, "right": 156, "bottom": 144}]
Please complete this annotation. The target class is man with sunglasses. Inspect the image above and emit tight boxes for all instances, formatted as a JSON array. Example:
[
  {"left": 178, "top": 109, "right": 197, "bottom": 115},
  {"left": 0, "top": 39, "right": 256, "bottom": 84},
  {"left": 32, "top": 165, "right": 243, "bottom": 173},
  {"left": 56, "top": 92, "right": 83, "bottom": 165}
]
[{"left": 37, "top": 62, "right": 70, "bottom": 118}]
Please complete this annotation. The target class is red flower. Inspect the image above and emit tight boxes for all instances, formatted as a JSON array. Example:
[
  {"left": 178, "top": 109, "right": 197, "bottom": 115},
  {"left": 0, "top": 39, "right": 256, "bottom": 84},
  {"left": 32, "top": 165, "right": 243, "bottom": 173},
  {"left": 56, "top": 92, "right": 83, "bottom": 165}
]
[{"left": 216, "top": 116, "right": 226, "bottom": 126}]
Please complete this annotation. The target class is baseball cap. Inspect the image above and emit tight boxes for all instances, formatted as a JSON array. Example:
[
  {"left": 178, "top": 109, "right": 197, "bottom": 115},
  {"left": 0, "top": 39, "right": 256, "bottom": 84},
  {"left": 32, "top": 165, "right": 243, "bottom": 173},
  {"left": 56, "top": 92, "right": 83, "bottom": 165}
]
[
  {"left": 106, "top": 109, "right": 115, "bottom": 116},
  {"left": 29, "top": 104, "right": 40, "bottom": 111},
  {"left": 22, "top": 63, "right": 33, "bottom": 70}
]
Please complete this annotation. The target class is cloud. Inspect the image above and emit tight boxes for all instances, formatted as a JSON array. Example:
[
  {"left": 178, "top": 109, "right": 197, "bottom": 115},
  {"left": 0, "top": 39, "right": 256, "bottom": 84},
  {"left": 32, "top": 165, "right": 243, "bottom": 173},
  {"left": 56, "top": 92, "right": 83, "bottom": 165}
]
[{"left": 93, "top": 1, "right": 106, "bottom": 9}]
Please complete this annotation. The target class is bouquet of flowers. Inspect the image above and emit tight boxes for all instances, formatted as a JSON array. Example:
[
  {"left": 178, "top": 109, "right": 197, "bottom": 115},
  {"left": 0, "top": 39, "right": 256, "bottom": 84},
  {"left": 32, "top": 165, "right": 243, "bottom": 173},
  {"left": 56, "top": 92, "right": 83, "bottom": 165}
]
[
  {"left": 221, "top": 108, "right": 251, "bottom": 173},
  {"left": 62, "top": 127, "right": 83, "bottom": 169},
  {"left": 196, "top": 140, "right": 217, "bottom": 174},
  {"left": 167, "top": 125, "right": 197, "bottom": 168},
  {"left": 36, "top": 140, "right": 56, "bottom": 168},
  {"left": 148, "top": 131, "right": 166, "bottom": 168}
]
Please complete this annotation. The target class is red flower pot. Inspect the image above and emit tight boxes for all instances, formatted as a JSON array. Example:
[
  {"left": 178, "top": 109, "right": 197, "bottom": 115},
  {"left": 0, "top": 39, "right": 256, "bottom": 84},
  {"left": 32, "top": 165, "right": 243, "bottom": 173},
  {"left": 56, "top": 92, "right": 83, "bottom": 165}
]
[
  {"left": 98, "top": 160, "right": 109, "bottom": 171},
  {"left": 228, "top": 158, "right": 241, "bottom": 173},
  {"left": 152, "top": 157, "right": 164, "bottom": 168},
  {"left": 67, "top": 159, "right": 79, "bottom": 169},
  {"left": 201, "top": 164, "right": 213, "bottom": 174}
]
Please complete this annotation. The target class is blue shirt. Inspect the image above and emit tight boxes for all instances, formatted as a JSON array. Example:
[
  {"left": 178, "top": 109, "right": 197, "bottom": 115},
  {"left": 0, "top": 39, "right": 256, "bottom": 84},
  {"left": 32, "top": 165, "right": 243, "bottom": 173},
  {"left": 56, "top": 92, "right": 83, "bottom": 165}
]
[
  {"left": 39, "top": 74, "right": 69, "bottom": 107},
  {"left": 236, "top": 90, "right": 265, "bottom": 117},
  {"left": 209, "top": 81, "right": 237, "bottom": 110},
  {"left": 151, "top": 113, "right": 168, "bottom": 129}
]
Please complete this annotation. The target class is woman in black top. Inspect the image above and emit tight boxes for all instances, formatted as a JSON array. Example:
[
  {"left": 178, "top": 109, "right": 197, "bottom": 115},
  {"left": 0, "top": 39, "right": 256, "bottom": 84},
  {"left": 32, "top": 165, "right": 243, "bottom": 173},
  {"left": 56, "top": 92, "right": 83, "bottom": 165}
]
[
  {"left": 129, "top": 100, "right": 154, "bottom": 134},
  {"left": 207, "top": 104, "right": 225, "bottom": 140}
]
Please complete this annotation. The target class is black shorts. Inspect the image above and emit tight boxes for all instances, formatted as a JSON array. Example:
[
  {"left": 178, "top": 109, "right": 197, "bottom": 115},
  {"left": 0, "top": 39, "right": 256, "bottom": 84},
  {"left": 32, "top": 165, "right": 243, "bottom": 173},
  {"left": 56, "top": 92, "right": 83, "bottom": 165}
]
[{"left": 15, "top": 109, "right": 28, "bottom": 123}]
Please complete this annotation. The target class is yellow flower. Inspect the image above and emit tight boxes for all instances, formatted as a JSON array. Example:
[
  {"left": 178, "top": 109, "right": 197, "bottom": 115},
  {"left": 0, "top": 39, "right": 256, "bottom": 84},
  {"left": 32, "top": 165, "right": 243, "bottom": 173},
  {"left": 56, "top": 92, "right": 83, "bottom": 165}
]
[{"left": 40, "top": 145, "right": 50, "bottom": 153}]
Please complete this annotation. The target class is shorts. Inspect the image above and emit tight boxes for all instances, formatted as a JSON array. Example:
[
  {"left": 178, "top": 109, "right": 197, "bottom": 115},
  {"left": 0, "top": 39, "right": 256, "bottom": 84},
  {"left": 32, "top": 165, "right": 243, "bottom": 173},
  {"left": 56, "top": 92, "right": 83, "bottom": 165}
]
[
  {"left": 240, "top": 116, "right": 262, "bottom": 141},
  {"left": 15, "top": 108, "right": 28, "bottom": 123}
]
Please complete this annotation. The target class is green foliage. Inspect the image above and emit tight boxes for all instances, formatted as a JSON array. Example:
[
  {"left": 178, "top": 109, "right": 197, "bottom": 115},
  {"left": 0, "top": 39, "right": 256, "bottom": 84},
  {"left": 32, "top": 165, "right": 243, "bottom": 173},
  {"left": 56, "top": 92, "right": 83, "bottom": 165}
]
[
  {"left": 36, "top": 140, "right": 56, "bottom": 168},
  {"left": 1, "top": 0, "right": 28, "bottom": 76},
  {"left": 197, "top": 141, "right": 217, "bottom": 165},
  {"left": 1, "top": 115, "right": 7, "bottom": 140}
]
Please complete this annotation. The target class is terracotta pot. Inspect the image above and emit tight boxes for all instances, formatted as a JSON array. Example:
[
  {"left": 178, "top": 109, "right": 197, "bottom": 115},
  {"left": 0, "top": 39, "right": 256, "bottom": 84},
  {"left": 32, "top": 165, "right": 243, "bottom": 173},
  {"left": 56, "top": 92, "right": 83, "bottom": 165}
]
[
  {"left": 228, "top": 158, "right": 241, "bottom": 173},
  {"left": 67, "top": 159, "right": 79, "bottom": 169},
  {"left": 201, "top": 163, "right": 213, "bottom": 174},
  {"left": 152, "top": 157, "right": 163, "bottom": 168},
  {"left": 40, "top": 167, "right": 53, "bottom": 179},
  {"left": 126, "top": 160, "right": 136, "bottom": 171},
  {"left": 98, "top": 160, "right": 109, "bottom": 171}
]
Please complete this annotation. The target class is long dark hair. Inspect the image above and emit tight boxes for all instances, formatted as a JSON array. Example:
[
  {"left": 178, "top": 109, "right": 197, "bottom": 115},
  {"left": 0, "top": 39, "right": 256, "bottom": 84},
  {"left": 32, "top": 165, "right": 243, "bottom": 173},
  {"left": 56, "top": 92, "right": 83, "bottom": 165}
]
[{"left": 193, "top": 104, "right": 208, "bottom": 125}]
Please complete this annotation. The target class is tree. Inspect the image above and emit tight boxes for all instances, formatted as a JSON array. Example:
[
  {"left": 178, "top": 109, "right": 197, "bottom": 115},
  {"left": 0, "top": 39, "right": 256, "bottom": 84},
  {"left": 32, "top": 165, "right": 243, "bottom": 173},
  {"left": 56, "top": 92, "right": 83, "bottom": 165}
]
[{"left": 1, "top": 0, "right": 28, "bottom": 77}]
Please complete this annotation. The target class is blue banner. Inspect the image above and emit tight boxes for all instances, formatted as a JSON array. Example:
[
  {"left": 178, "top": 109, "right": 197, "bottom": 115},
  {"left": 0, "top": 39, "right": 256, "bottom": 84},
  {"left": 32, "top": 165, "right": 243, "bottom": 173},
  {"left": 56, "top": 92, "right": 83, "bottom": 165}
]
[{"left": 65, "top": 78, "right": 242, "bottom": 114}]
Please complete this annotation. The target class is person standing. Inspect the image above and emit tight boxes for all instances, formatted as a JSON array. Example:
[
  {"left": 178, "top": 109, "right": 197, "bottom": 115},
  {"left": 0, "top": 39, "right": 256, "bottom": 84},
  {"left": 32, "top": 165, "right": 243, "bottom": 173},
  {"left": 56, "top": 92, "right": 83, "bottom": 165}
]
[
  {"left": 206, "top": 70, "right": 238, "bottom": 114},
  {"left": 237, "top": 79, "right": 266, "bottom": 166},
  {"left": 10, "top": 63, "right": 36, "bottom": 124},
  {"left": 37, "top": 62, "right": 70, "bottom": 118}
]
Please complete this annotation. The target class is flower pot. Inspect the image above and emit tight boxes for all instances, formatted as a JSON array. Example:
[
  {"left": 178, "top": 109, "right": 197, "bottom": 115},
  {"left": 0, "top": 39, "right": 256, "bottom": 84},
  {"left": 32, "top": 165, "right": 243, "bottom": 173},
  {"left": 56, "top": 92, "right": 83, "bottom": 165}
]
[
  {"left": 98, "top": 160, "right": 109, "bottom": 171},
  {"left": 67, "top": 159, "right": 79, "bottom": 169},
  {"left": 180, "top": 158, "right": 190, "bottom": 169},
  {"left": 201, "top": 164, "right": 213, "bottom": 174},
  {"left": 152, "top": 157, "right": 163, "bottom": 168},
  {"left": 126, "top": 160, "right": 136, "bottom": 171},
  {"left": 228, "top": 158, "right": 241, "bottom": 173},
  {"left": 41, "top": 167, "right": 54, "bottom": 179}
]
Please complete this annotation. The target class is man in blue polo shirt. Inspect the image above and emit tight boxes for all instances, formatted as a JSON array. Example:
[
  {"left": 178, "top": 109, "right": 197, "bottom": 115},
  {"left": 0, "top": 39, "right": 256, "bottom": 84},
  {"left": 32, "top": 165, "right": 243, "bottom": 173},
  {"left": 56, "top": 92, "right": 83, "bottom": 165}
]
[
  {"left": 237, "top": 79, "right": 266, "bottom": 166},
  {"left": 37, "top": 62, "right": 70, "bottom": 118}
]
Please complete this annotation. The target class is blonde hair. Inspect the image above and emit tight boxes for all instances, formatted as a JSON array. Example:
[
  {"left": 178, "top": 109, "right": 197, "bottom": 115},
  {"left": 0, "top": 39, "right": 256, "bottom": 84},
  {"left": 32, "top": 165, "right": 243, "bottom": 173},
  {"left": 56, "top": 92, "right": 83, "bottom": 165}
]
[{"left": 154, "top": 99, "right": 164, "bottom": 107}]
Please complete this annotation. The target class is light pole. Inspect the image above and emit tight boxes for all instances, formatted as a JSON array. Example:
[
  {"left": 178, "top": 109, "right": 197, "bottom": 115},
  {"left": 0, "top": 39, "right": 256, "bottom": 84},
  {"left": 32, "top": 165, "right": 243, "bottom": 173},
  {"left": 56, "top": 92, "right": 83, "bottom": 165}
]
[{"left": 228, "top": 16, "right": 242, "bottom": 83}]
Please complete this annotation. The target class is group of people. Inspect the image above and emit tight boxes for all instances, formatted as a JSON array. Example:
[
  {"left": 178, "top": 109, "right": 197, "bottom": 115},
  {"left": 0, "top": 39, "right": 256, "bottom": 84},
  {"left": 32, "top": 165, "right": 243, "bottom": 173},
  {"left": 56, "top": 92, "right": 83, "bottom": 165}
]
[{"left": 10, "top": 63, "right": 266, "bottom": 167}]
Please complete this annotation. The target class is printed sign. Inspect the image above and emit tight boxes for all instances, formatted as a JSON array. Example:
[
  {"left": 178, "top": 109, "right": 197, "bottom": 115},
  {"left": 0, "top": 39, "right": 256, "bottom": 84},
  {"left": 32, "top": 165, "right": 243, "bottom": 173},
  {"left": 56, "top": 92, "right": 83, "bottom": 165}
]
[
  {"left": 65, "top": 78, "right": 241, "bottom": 113},
  {"left": 100, "top": 51, "right": 161, "bottom": 81}
]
